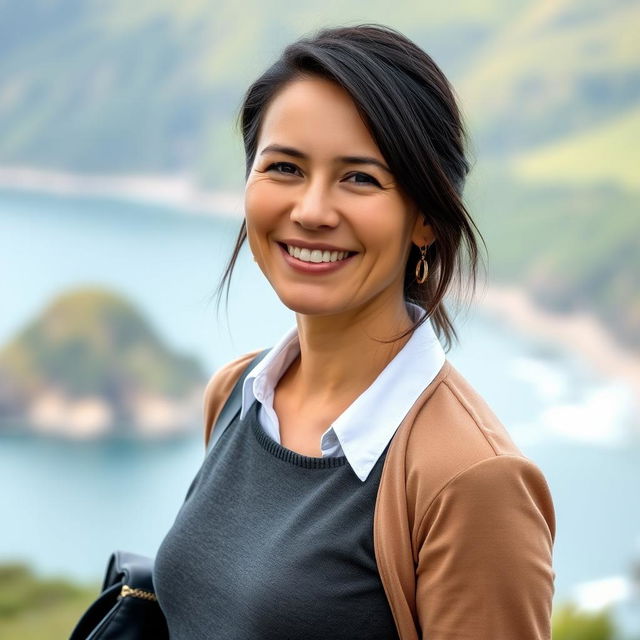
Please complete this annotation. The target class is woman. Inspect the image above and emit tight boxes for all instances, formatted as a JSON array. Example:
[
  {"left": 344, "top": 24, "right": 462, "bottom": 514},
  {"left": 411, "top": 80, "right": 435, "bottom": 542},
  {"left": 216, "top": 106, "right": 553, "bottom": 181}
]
[{"left": 154, "top": 24, "right": 556, "bottom": 639}]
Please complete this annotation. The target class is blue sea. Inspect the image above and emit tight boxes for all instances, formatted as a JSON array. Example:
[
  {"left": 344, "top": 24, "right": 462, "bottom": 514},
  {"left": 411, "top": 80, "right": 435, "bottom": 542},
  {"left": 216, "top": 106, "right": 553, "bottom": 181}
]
[{"left": 1, "top": 188, "right": 639, "bottom": 620}]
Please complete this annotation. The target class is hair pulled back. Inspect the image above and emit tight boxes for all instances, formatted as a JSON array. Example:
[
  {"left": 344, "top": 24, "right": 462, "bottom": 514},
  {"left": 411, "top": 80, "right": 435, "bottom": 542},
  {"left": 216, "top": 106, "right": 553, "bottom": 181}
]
[{"left": 215, "top": 23, "right": 486, "bottom": 352}]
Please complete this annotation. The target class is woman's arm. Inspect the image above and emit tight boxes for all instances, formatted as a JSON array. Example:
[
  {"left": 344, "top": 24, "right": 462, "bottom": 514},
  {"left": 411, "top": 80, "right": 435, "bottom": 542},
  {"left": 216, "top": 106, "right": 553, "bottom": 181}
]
[{"left": 415, "top": 454, "right": 556, "bottom": 639}]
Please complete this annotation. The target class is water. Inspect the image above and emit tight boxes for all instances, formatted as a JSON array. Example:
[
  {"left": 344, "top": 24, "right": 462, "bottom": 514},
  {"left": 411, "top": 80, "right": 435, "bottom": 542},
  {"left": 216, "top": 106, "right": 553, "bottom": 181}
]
[{"left": 0, "top": 189, "right": 639, "bottom": 613}]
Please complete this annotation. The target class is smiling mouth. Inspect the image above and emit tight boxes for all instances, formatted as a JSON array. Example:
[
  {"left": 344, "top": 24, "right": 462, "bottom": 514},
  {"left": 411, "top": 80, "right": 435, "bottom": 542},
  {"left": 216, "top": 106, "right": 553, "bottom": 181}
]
[{"left": 278, "top": 242, "right": 357, "bottom": 264}]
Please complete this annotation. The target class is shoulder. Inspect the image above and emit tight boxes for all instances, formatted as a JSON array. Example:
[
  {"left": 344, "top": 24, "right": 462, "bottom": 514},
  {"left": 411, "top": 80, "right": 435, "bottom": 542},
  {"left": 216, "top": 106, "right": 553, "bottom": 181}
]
[
  {"left": 393, "top": 360, "right": 553, "bottom": 532},
  {"left": 409, "top": 359, "right": 523, "bottom": 460},
  {"left": 203, "top": 348, "right": 264, "bottom": 447}
]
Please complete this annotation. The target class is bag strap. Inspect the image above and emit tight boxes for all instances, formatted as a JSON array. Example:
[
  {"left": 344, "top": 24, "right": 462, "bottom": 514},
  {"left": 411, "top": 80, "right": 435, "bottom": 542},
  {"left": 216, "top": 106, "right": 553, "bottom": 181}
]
[
  {"left": 101, "top": 550, "right": 155, "bottom": 592},
  {"left": 206, "top": 347, "right": 271, "bottom": 454}
]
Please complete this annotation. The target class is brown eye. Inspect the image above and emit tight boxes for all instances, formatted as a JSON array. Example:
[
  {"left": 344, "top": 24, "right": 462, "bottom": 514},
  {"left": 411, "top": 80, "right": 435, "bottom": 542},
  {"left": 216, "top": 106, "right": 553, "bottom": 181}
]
[
  {"left": 345, "top": 172, "right": 381, "bottom": 187},
  {"left": 267, "top": 162, "right": 299, "bottom": 175}
]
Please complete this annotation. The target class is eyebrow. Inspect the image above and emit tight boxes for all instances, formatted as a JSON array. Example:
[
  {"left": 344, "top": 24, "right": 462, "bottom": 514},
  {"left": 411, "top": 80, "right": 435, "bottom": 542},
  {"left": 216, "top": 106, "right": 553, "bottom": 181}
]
[{"left": 259, "top": 144, "right": 392, "bottom": 174}]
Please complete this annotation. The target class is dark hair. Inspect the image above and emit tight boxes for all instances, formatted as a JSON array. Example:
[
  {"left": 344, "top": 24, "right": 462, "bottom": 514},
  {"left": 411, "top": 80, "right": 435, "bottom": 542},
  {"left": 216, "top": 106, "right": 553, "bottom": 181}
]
[{"left": 214, "top": 23, "right": 486, "bottom": 352}]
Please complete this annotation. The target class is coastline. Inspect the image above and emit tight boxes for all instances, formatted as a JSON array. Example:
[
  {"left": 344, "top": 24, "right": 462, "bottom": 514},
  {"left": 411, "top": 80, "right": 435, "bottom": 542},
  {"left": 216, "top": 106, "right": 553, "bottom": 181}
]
[
  {"left": 0, "top": 165, "right": 245, "bottom": 219},
  {"left": 476, "top": 285, "right": 640, "bottom": 412},
  {"left": 1, "top": 164, "right": 638, "bottom": 411}
]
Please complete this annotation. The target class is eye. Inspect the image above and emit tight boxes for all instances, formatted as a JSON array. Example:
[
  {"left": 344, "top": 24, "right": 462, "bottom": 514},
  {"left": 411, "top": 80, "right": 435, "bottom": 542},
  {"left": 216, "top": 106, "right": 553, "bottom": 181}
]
[
  {"left": 262, "top": 163, "right": 381, "bottom": 187},
  {"left": 345, "top": 172, "right": 381, "bottom": 187},
  {"left": 266, "top": 161, "right": 300, "bottom": 175}
]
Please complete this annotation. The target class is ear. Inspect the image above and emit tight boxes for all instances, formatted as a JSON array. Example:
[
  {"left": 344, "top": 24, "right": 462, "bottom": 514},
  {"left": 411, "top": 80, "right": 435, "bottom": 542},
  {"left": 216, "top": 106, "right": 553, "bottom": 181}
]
[{"left": 410, "top": 213, "right": 435, "bottom": 248}]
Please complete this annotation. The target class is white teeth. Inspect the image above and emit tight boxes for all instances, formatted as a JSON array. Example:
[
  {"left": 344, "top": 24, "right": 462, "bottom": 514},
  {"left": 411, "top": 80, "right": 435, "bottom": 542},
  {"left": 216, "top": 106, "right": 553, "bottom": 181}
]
[{"left": 285, "top": 244, "right": 350, "bottom": 263}]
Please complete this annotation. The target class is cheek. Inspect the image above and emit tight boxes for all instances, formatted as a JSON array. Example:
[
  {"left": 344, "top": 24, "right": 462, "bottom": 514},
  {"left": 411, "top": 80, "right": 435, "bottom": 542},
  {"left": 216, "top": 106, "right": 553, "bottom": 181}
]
[
  {"left": 245, "top": 181, "right": 272, "bottom": 224},
  {"left": 244, "top": 181, "right": 282, "bottom": 249},
  {"left": 356, "top": 205, "right": 412, "bottom": 260},
  {"left": 245, "top": 174, "right": 293, "bottom": 212}
]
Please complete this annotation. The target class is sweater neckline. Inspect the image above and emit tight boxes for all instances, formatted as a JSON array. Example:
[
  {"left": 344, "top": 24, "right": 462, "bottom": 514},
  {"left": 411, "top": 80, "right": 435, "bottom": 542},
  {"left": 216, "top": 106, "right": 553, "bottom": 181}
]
[{"left": 247, "top": 401, "right": 348, "bottom": 469}]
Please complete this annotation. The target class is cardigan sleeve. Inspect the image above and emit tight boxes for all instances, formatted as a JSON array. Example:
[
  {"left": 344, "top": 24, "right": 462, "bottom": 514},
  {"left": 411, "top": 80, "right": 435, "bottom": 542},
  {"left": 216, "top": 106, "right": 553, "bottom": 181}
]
[
  {"left": 203, "top": 349, "right": 263, "bottom": 448},
  {"left": 414, "top": 454, "right": 556, "bottom": 640}
]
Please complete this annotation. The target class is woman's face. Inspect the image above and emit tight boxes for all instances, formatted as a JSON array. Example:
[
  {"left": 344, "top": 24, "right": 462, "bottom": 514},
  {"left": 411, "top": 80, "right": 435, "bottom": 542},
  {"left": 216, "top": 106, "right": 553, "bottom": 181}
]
[{"left": 244, "top": 75, "right": 432, "bottom": 319}]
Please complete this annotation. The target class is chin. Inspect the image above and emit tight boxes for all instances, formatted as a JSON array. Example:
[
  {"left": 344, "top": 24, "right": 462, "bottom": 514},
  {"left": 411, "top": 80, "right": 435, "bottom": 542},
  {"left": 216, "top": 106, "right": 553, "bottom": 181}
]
[{"left": 275, "top": 289, "right": 347, "bottom": 317}]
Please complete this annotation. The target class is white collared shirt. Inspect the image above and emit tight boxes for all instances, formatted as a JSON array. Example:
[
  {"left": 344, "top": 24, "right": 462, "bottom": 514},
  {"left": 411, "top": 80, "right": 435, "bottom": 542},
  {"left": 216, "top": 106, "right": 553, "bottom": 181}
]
[{"left": 240, "top": 302, "right": 446, "bottom": 482}]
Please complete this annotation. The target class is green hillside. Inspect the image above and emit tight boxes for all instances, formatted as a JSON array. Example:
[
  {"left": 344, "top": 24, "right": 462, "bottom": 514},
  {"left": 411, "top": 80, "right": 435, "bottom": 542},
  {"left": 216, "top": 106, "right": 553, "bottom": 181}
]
[
  {"left": 460, "top": 0, "right": 640, "bottom": 154},
  {"left": 0, "top": 0, "right": 524, "bottom": 188},
  {"left": 0, "top": 286, "right": 206, "bottom": 437},
  {"left": 1, "top": 0, "right": 636, "bottom": 181},
  {"left": 512, "top": 106, "right": 640, "bottom": 189},
  {"left": 466, "top": 163, "right": 640, "bottom": 349}
]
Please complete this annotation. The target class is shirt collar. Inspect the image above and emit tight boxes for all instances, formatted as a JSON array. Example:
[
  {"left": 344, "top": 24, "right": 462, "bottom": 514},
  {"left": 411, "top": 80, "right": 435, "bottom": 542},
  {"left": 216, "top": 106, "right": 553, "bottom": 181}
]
[
  {"left": 240, "top": 302, "right": 445, "bottom": 482},
  {"left": 240, "top": 323, "right": 299, "bottom": 422}
]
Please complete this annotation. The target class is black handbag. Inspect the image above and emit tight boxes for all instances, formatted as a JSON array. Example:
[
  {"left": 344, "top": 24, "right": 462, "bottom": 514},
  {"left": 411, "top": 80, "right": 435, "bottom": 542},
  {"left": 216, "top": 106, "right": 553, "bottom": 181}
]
[
  {"left": 68, "top": 551, "right": 168, "bottom": 640},
  {"left": 68, "top": 348, "right": 270, "bottom": 639}
]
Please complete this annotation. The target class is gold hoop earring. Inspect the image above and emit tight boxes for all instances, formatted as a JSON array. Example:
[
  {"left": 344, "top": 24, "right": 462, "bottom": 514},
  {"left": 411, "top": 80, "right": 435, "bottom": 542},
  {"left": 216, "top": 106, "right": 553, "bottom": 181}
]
[{"left": 415, "top": 245, "right": 429, "bottom": 284}]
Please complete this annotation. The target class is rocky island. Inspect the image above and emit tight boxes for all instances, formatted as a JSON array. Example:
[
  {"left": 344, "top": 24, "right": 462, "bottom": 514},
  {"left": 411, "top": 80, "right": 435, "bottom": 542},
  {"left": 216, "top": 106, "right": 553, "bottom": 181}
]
[{"left": 0, "top": 287, "right": 207, "bottom": 439}]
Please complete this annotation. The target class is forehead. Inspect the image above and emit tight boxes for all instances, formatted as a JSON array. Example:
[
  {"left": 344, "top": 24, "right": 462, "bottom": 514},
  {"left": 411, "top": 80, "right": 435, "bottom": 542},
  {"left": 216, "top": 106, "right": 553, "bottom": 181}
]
[{"left": 257, "top": 76, "right": 382, "bottom": 158}]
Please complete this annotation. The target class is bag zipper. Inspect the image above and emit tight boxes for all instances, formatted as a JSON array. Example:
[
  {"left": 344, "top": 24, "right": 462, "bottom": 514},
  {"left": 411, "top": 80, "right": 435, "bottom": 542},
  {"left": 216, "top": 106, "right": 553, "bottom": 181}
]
[{"left": 119, "top": 584, "right": 158, "bottom": 601}]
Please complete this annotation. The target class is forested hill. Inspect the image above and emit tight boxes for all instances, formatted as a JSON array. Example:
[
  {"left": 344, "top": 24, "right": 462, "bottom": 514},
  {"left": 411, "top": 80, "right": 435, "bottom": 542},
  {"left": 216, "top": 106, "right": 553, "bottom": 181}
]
[
  {"left": 1, "top": 0, "right": 636, "bottom": 182},
  {"left": 1, "top": 0, "right": 638, "bottom": 350},
  {"left": 0, "top": 287, "right": 206, "bottom": 438},
  {"left": 0, "top": 0, "right": 528, "bottom": 184}
]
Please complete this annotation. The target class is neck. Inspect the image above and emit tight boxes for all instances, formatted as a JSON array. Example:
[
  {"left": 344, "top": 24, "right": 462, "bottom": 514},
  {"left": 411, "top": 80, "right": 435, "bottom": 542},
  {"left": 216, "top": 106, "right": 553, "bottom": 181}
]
[{"left": 287, "top": 291, "right": 416, "bottom": 407}]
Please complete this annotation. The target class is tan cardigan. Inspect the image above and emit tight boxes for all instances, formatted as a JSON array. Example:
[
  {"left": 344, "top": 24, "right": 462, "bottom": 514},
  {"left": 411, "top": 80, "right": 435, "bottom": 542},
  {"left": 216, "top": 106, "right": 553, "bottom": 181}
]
[{"left": 203, "top": 350, "right": 556, "bottom": 640}]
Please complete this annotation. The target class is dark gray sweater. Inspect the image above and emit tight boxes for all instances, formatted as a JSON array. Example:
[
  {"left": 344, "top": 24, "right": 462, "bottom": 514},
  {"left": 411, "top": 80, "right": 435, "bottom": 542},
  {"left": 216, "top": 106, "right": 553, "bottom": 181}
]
[{"left": 154, "top": 399, "right": 400, "bottom": 639}]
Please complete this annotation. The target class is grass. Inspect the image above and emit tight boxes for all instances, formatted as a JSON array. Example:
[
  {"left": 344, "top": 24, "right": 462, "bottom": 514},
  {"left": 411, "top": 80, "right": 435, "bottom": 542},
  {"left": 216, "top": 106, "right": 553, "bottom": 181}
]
[{"left": 0, "top": 563, "right": 99, "bottom": 640}]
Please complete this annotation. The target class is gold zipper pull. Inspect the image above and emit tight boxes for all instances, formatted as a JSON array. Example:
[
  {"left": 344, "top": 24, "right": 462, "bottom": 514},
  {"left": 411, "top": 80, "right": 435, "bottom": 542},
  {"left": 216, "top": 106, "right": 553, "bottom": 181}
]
[{"left": 119, "top": 584, "right": 158, "bottom": 601}]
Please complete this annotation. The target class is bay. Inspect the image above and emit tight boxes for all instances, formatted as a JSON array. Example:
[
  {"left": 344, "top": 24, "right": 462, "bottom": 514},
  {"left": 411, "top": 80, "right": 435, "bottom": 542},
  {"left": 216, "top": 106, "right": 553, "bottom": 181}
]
[{"left": 0, "top": 188, "right": 638, "bottom": 613}]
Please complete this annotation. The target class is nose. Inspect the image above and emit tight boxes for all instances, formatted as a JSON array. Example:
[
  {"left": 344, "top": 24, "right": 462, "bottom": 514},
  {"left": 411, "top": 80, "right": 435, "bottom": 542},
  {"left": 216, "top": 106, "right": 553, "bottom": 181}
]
[{"left": 289, "top": 180, "right": 340, "bottom": 230}]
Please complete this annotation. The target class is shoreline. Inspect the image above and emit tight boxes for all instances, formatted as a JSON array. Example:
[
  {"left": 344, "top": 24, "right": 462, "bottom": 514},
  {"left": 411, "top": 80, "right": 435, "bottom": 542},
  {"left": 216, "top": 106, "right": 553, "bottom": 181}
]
[
  {"left": 0, "top": 165, "right": 245, "bottom": 219},
  {"left": 476, "top": 285, "right": 640, "bottom": 413},
  {"left": 1, "top": 164, "right": 638, "bottom": 410}
]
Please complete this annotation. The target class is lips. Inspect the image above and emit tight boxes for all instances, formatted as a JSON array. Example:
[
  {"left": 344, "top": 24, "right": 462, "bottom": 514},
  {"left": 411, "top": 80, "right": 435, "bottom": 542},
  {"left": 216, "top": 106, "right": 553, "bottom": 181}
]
[
  {"left": 282, "top": 243, "right": 350, "bottom": 264},
  {"left": 276, "top": 242, "right": 357, "bottom": 274}
]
